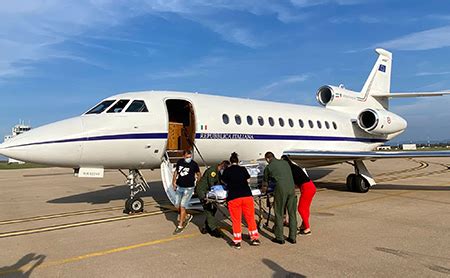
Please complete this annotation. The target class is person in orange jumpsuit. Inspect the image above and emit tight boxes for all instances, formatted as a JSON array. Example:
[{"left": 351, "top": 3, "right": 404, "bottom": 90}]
[{"left": 222, "top": 152, "right": 260, "bottom": 249}]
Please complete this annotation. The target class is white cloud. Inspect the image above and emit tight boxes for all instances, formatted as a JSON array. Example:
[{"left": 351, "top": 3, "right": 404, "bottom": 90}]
[
  {"left": 0, "top": 0, "right": 374, "bottom": 80},
  {"left": 391, "top": 96, "right": 450, "bottom": 140},
  {"left": 250, "top": 74, "right": 310, "bottom": 99},
  {"left": 329, "top": 15, "right": 382, "bottom": 24},
  {"left": 262, "top": 74, "right": 310, "bottom": 90},
  {"left": 377, "top": 25, "right": 450, "bottom": 50},
  {"left": 415, "top": 71, "right": 450, "bottom": 76},
  {"left": 149, "top": 56, "right": 224, "bottom": 80},
  {"left": 291, "top": 0, "right": 369, "bottom": 7}
]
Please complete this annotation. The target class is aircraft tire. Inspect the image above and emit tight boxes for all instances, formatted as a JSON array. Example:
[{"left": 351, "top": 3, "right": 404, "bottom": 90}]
[
  {"left": 353, "top": 175, "right": 370, "bottom": 193},
  {"left": 346, "top": 174, "right": 356, "bottom": 191},
  {"left": 125, "top": 197, "right": 144, "bottom": 214}
]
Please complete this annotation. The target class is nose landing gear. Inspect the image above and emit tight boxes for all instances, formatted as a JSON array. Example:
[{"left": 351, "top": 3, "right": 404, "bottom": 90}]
[
  {"left": 346, "top": 160, "right": 375, "bottom": 193},
  {"left": 120, "top": 169, "right": 150, "bottom": 214}
]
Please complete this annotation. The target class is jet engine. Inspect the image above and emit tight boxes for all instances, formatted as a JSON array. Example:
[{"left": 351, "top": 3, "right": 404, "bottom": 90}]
[
  {"left": 357, "top": 109, "right": 407, "bottom": 135},
  {"left": 316, "top": 85, "right": 361, "bottom": 107}
]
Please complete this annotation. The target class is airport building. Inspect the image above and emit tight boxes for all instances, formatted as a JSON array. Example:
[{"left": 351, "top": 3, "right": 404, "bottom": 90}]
[
  {"left": 3, "top": 122, "right": 32, "bottom": 164},
  {"left": 401, "top": 144, "right": 417, "bottom": 150}
]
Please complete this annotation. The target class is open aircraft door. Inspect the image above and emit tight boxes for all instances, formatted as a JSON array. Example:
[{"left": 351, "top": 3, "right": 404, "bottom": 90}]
[{"left": 160, "top": 155, "right": 202, "bottom": 210}]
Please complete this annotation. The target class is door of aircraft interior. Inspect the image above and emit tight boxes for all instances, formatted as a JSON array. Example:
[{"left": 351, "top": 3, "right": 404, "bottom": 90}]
[{"left": 160, "top": 98, "right": 201, "bottom": 209}]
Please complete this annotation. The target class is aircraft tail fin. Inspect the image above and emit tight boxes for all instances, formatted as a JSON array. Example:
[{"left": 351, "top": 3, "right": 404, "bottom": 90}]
[{"left": 361, "top": 48, "right": 392, "bottom": 109}]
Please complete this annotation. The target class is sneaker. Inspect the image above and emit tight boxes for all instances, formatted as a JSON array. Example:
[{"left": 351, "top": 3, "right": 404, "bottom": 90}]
[
  {"left": 173, "top": 226, "right": 184, "bottom": 235},
  {"left": 251, "top": 239, "right": 261, "bottom": 246},
  {"left": 233, "top": 242, "right": 241, "bottom": 250},
  {"left": 183, "top": 214, "right": 193, "bottom": 228},
  {"left": 299, "top": 230, "right": 312, "bottom": 236}
]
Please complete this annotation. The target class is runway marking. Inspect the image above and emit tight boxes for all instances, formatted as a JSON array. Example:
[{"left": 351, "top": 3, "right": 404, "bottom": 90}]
[
  {"left": 0, "top": 200, "right": 171, "bottom": 226},
  {"left": 0, "top": 232, "right": 200, "bottom": 276},
  {"left": 323, "top": 159, "right": 429, "bottom": 183},
  {"left": 376, "top": 160, "right": 429, "bottom": 176},
  {"left": 0, "top": 209, "right": 172, "bottom": 239}
]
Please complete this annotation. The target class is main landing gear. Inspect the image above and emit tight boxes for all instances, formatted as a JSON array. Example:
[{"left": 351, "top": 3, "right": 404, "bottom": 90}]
[
  {"left": 346, "top": 160, "right": 376, "bottom": 193},
  {"left": 120, "top": 169, "right": 150, "bottom": 214}
]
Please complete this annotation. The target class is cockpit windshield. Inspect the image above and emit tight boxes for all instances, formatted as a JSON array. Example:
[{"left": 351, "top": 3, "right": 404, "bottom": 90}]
[
  {"left": 107, "top": 99, "right": 130, "bottom": 113},
  {"left": 126, "top": 100, "right": 149, "bottom": 112},
  {"left": 85, "top": 100, "right": 115, "bottom": 114}
]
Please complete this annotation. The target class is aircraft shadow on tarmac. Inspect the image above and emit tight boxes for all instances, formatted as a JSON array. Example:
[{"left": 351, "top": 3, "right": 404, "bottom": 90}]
[
  {"left": 46, "top": 169, "right": 334, "bottom": 205},
  {"left": 47, "top": 181, "right": 167, "bottom": 205},
  {"left": 0, "top": 253, "right": 46, "bottom": 278},
  {"left": 262, "top": 258, "right": 306, "bottom": 278}
]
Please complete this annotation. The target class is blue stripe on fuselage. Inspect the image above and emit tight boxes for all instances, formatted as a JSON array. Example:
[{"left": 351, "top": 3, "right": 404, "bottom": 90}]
[
  {"left": 5, "top": 132, "right": 386, "bottom": 149},
  {"left": 196, "top": 133, "right": 387, "bottom": 143}
]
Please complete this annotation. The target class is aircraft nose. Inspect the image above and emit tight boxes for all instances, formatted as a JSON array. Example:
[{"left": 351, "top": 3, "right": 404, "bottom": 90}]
[{"left": 0, "top": 117, "right": 84, "bottom": 167}]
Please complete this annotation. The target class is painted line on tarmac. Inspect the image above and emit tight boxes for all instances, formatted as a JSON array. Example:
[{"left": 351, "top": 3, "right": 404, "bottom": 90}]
[
  {"left": 376, "top": 160, "right": 429, "bottom": 176},
  {"left": 0, "top": 232, "right": 200, "bottom": 276},
  {"left": 0, "top": 209, "right": 172, "bottom": 239},
  {"left": 0, "top": 200, "right": 171, "bottom": 226}
]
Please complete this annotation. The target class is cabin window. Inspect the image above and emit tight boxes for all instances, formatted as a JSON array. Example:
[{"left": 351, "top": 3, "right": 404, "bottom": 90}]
[
  {"left": 288, "top": 118, "right": 294, "bottom": 127},
  {"left": 299, "top": 119, "right": 304, "bottom": 128},
  {"left": 258, "top": 116, "right": 264, "bottom": 126},
  {"left": 126, "top": 100, "right": 148, "bottom": 112},
  {"left": 107, "top": 99, "right": 130, "bottom": 113},
  {"left": 317, "top": 121, "right": 322, "bottom": 129},
  {"left": 235, "top": 115, "right": 242, "bottom": 125},
  {"left": 279, "top": 118, "right": 285, "bottom": 127},
  {"left": 269, "top": 117, "right": 275, "bottom": 127},
  {"left": 333, "top": 121, "right": 338, "bottom": 129},
  {"left": 247, "top": 116, "right": 253, "bottom": 125},
  {"left": 308, "top": 120, "right": 314, "bottom": 128},
  {"left": 85, "top": 100, "right": 115, "bottom": 114},
  {"left": 325, "top": 121, "right": 330, "bottom": 129},
  {"left": 222, "top": 114, "right": 229, "bottom": 124}
]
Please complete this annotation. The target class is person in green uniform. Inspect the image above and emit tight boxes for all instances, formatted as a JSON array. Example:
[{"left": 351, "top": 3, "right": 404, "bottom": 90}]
[
  {"left": 263, "top": 151, "right": 297, "bottom": 244},
  {"left": 196, "top": 160, "right": 230, "bottom": 238}
]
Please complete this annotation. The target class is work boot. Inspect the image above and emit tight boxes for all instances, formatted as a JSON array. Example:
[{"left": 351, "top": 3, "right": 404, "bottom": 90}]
[
  {"left": 271, "top": 238, "right": 285, "bottom": 245},
  {"left": 286, "top": 237, "right": 296, "bottom": 244},
  {"left": 210, "top": 229, "right": 223, "bottom": 238}
]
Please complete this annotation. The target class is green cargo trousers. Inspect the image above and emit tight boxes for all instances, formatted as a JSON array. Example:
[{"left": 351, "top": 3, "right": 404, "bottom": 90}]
[
  {"left": 273, "top": 190, "right": 297, "bottom": 240},
  {"left": 202, "top": 202, "right": 219, "bottom": 231}
]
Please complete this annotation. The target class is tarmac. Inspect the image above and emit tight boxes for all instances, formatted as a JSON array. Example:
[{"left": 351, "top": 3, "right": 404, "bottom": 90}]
[{"left": 0, "top": 158, "right": 449, "bottom": 277}]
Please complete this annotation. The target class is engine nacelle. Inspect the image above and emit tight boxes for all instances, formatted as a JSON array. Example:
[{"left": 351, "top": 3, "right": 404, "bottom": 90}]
[
  {"left": 316, "top": 85, "right": 361, "bottom": 107},
  {"left": 357, "top": 109, "right": 407, "bottom": 135}
]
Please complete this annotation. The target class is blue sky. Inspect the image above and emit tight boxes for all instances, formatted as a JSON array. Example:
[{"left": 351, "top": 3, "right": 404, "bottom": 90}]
[{"left": 1, "top": 0, "right": 450, "bottom": 143}]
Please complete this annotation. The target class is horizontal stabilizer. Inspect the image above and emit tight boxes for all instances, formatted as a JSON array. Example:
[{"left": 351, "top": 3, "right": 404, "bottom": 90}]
[{"left": 374, "top": 92, "right": 450, "bottom": 98}]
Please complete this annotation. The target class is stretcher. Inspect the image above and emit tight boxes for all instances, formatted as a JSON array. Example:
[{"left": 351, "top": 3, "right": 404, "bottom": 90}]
[
  {"left": 204, "top": 161, "right": 276, "bottom": 229},
  {"left": 205, "top": 186, "right": 274, "bottom": 229}
]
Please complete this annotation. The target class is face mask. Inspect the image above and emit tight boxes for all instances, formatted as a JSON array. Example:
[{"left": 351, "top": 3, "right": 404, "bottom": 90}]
[{"left": 185, "top": 158, "right": 192, "bottom": 163}]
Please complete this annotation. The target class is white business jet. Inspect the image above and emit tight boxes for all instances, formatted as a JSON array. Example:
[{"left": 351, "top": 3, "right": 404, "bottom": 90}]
[{"left": 0, "top": 48, "right": 449, "bottom": 213}]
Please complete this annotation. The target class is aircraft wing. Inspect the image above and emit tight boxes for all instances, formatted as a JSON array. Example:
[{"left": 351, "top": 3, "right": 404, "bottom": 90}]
[
  {"left": 283, "top": 150, "right": 450, "bottom": 168},
  {"left": 374, "top": 91, "right": 450, "bottom": 98}
]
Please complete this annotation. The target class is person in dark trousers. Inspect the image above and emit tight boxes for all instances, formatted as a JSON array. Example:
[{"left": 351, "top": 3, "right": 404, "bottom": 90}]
[
  {"left": 263, "top": 152, "right": 297, "bottom": 244},
  {"left": 281, "top": 155, "right": 316, "bottom": 235},
  {"left": 196, "top": 160, "right": 230, "bottom": 238},
  {"left": 172, "top": 150, "right": 201, "bottom": 235},
  {"left": 222, "top": 152, "right": 260, "bottom": 249}
]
